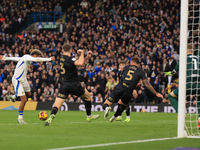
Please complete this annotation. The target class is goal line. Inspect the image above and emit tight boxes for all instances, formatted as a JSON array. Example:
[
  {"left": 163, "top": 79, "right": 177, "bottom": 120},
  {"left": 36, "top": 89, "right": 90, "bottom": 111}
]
[{"left": 44, "top": 137, "right": 180, "bottom": 150}]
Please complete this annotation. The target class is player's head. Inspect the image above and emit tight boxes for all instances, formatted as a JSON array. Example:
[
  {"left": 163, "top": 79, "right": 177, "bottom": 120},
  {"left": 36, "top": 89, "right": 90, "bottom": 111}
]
[
  {"left": 62, "top": 44, "right": 72, "bottom": 53},
  {"left": 187, "top": 43, "right": 194, "bottom": 54},
  {"left": 119, "top": 60, "right": 126, "bottom": 71},
  {"left": 130, "top": 56, "right": 140, "bottom": 66},
  {"left": 30, "top": 49, "right": 43, "bottom": 57}
]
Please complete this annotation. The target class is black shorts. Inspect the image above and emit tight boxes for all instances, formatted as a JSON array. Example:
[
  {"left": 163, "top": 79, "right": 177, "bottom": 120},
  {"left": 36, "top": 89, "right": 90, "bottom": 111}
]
[
  {"left": 57, "top": 81, "right": 85, "bottom": 99},
  {"left": 107, "top": 84, "right": 132, "bottom": 105}
]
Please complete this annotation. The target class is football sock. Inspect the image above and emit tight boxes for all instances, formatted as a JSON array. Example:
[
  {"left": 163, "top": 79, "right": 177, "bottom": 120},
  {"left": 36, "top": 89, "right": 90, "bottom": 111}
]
[
  {"left": 18, "top": 111, "right": 23, "bottom": 119},
  {"left": 126, "top": 116, "right": 130, "bottom": 119},
  {"left": 85, "top": 101, "right": 91, "bottom": 116},
  {"left": 126, "top": 106, "right": 130, "bottom": 117},
  {"left": 51, "top": 107, "right": 58, "bottom": 115},
  {"left": 117, "top": 104, "right": 123, "bottom": 116},
  {"left": 168, "top": 94, "right": 178, "bottom": 112},
  {"left": 102, "top": 103, "right": 109, "bottom": 110},
  {"left": 114, "top": 104, "right": 126, "bottom": 117}
]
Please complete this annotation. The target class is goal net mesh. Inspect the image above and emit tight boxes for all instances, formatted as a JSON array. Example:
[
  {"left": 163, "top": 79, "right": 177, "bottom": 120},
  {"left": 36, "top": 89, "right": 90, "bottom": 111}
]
[{"left": 185, "top": 0, "right": 200, "bottom": 137}]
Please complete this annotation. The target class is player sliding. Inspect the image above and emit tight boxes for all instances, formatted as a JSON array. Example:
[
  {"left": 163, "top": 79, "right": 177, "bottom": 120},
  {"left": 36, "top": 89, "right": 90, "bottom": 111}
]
[
  {"left": 116, "top": 61, "right": 138, "bottom": 122},
  {"left": 165, "top": 44, "right": 200, "bottom": 128},
  {"left": 102, "top": 57, "right": 163, "bottom": 122},
  {"left": 45, "top": 44, "right": 99, "bottom": 126},
  {"left": 0, "top": 50, "right": 55, "bottom": 124}
]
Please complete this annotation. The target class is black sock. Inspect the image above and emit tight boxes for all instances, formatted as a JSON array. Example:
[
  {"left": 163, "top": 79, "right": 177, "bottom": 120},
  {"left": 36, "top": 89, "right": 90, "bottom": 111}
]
[
  {"left": 126, "top": 106, "right": 130, "bottom": 116},
  {"left": 51, "top": 107, "right": 58, "bottom": 115},
  {"left": 103, "top": 103, "right": 109, "bottom": 110},
  {"left": 85, "top": 101, "right": 91, "bottom": 116},
  {"left": 118, "top": 104, "right": 123, "bottom": 116},
  {"left": 114, "top": 104, "right": 126, "bottom": 117}
]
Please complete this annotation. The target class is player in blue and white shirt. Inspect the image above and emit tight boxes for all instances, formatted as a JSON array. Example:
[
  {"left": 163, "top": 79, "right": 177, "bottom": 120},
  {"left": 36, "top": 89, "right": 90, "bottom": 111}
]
[{"left": 0, "top": 49, "right": 55, "bottom": 124}]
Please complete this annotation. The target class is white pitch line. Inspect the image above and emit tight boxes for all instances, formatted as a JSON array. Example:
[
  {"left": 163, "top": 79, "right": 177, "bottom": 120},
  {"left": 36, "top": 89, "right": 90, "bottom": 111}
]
[
  {"left": 0, "top": 120, "right": 176, "bottom": 126},
  {"left": 0, "top": 121, "right": 108, "bottom": 126},
  {"left": 45, "top": 137, "right": 180, "bottom": 150}
]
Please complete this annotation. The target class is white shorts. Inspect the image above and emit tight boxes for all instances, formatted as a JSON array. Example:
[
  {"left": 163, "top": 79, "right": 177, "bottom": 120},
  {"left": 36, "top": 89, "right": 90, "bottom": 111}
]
[{"left": 12, "top": 78, "right": 31, "bottom": 96}]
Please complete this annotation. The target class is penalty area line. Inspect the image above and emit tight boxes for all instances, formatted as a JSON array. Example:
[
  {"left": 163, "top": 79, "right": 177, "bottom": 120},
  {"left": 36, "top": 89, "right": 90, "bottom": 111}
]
[{"left": 44, "top": 137, "right": 180, "bottom": 150}]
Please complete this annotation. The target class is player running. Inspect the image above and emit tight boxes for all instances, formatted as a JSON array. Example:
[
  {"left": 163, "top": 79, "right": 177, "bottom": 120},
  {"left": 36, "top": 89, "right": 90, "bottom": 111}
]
[
  {"left": 165, "top": 44, "right": 200, "bottom": 128},
  {"left": 45, "top": 44, "right": 100, "bottom": 126},
  {"left": 0, "top": 49, "right": 55, "bottom": 124},
  {"left": 102, "top": 57, "right": 163, "bottom": 122},
  {"left": 116, "top": 61, "right": 138, "bottom": 122}
]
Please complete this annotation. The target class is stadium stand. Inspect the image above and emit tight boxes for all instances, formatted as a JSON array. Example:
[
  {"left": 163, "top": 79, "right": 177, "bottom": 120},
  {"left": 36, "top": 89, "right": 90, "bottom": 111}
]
[{"left": 0, "top": 0, "right": 182, "bottom": 104}]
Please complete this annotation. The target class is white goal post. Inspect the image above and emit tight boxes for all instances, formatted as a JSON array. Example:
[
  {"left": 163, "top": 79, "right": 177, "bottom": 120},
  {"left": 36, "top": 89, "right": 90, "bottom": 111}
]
[
  {"left": 178, "top": 0, "right": 200, "bottom": 138},
  {"left": 177, "top": 0, "right": 188, "bottom": 138}
]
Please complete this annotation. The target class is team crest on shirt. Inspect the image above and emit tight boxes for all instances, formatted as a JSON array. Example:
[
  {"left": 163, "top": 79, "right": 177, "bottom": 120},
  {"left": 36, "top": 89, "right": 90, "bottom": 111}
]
[{"left": 22, "top": 91, "right": 24, "bottom": 94}]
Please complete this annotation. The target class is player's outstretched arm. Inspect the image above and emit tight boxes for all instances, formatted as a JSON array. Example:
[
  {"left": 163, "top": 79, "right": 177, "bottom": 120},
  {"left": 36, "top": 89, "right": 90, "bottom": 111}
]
[
  {"left": 0, "top": 55, "right": 21, "bottom": 61},
  {"left": 26, "top": 56, "right": 55, "bottom": 62},
  {"left": 74, "top": 49, "right": 85, "bottom": 66},
  {"left": 164, "top": 62, "right": 179, "bottom": 76},
  {"left": 143, "top": 79, "right": 163, "bottom": 99}
]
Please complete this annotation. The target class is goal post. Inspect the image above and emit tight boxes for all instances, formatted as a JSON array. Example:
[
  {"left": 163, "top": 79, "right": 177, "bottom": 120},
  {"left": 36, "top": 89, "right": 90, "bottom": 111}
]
[
  {"left": 178, "top": 0, "right": 200, "bottom": 138},
  {"left": 177, "top": 0, "right": 189, "bottom": 138}
]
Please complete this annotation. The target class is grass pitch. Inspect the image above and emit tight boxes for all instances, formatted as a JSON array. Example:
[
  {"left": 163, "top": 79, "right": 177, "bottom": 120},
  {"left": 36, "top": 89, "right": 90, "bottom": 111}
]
[{"left": 0, "top": 110, "right": 199, "bottom": 150}]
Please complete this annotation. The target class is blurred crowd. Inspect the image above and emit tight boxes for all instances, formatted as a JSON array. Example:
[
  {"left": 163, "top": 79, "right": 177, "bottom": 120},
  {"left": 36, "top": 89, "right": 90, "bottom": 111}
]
[{"left": 0, "top": 0, "right": 194, "bottom": 104}]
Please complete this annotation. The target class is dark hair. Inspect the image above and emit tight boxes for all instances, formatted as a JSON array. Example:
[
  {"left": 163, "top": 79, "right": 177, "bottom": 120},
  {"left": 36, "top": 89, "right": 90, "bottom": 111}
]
[
  {"left": 131, "top": 56, "right": 139, "bottom": 64},
  {"left": 62, "top": 44, "right": 71, "bottom": 52}
]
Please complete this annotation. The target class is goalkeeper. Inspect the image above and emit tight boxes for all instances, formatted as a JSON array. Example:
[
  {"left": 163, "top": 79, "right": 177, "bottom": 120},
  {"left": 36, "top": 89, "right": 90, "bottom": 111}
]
[{"left": 165, "top": 44, "right": 200, "bottom": 128}]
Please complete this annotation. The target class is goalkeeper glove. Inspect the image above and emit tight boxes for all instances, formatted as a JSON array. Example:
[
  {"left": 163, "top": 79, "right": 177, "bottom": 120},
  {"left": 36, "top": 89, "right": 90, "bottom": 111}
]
[{"left": 164, "top": 70, "right": 177, "bottom": 76}]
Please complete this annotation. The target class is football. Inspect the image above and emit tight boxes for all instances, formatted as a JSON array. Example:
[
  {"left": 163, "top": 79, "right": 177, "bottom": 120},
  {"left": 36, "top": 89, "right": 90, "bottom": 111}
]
[
  {"left": 141, "top": 109, "right": 146, "bottom": 113},
  {"left": 38, "top": 111, "right": 48, "bottom": 121}
]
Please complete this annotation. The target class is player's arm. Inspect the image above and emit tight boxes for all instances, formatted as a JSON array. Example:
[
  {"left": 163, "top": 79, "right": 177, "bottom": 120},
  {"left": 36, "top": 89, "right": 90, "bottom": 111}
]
[
  {"left": 164, "top": 62, "right": 179, "bottom": 76},
  {"left": 0, "top": 55, "right": 21, "bottom": 61},
  {"left": 74, "top": 49, "right": 85, "bottom": 66},
  {"left": 83, "top": 51, "right": 93, "bottom": 65},
  {"left": 25, "top": 56, "right": 55, "bottom": 62},
  {"left": 143, "top": 79, "right": 163, "bottom": 99}
]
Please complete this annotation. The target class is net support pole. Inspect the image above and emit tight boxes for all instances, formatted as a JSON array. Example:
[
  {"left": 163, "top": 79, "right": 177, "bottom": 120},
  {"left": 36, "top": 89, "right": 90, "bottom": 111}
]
[{"left": 178, "top": 0, "right": 189, "bottom": 138}]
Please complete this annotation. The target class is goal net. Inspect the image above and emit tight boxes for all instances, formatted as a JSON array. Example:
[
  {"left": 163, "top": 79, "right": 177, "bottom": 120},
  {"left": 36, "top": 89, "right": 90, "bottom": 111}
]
[{"left": 179, "top": 0, "right": 200, "bottom": 138}]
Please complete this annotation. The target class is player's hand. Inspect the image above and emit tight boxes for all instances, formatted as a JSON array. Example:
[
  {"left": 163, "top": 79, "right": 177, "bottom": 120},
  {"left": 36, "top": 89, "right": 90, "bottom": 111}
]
[
  {"left": 77, "top": 49, "right": 84, "bottom": 55},
  {"left": 164, "top": 70, "right": 176, "bottom": 76},
  {"left": 51, "top": 56, "right": 55, "bottom": 61},
  {"left": 156, "top": 93, "right": 163, "bottom": 99},
  {"left": 87, "top": 51, "right": 93, "bottom": 58}
]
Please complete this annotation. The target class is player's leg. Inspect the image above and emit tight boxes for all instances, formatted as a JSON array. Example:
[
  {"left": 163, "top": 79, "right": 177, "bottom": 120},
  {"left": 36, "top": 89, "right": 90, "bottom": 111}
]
[
  {"left": 168, "top": 88, "right": 178, "bottom": 113},
  {"left": 81, "top": 88, "right": 100, "bottom": 122},
  {"left": 110, "top": 102, "right": 127, "bottom": 122},
  {"left": 116, "top": 101, "right": 122, "bottom": 121},
  {"left": 123, "top": 105, "right": 131, "bottom": 122},
  {"left": 102, "top": 99, "right": 113, "bottom": 120},
  {"left": 110, "top": 91, "right": 132, "bottom": 122},
  {"left": 15, "top": 81, "right": 30, "bottom": 124},
  {"left": 102, "top": 85, "right": 121, "bottom": 119},
  {"left": 45, "top": 97, "right": 66, "bottom": 126},
  {"left": 45, "top": 81, "right": 68, "bottom": 126}
]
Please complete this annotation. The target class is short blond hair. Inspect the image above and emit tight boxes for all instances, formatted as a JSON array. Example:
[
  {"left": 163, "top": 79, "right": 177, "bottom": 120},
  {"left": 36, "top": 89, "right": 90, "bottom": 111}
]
[
  {"left": 30, "top": 49, "right": 43, "bottom": 57},
  {"left": 187, "top": 43, "right": 195, "bottom": 51}
]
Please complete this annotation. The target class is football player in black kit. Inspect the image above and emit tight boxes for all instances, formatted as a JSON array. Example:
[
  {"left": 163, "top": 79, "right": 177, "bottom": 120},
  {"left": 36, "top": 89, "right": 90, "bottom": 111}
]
[
  {"left": 45, "top": 44, "right": 100, "bottom": 126},
  {"left": 102, "top": 57, "right": 163, "bottom": 122},
  {"left": 116, "top": 61, "right": 138, "bottom": 122}
]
